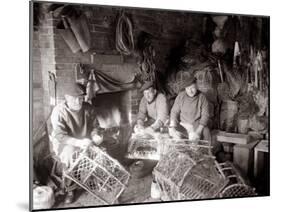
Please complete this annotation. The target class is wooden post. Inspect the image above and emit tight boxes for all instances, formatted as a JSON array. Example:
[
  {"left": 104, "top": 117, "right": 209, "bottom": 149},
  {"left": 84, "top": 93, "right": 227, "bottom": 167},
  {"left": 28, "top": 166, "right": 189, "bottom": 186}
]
[
  {"left": 254, "top": 140, "right": 269, "bottom": 178},
  {"left": 233, "top": 140, "right": 259, "bottom": 179}
]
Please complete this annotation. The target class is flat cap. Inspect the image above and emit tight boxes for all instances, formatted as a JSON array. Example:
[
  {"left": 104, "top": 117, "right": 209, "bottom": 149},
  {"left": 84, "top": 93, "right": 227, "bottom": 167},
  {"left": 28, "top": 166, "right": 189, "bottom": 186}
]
[
  {"left": 181, "top": 75, "right": 196, "bottom": 88},
  {"left": 140, "top": 81, "right": 154, "bottom": 92},
  {"left": 65, "top": 82, "right": 86, "bottom": 96}
]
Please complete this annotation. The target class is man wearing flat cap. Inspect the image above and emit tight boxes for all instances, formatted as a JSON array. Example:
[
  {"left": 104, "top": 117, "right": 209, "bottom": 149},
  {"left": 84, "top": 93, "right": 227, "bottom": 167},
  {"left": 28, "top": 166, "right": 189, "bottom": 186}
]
[
  {"left": 169, "top": 75, "right": 212, "bottom": 143},
  {"left": 50, "top": 82, "right": 103, "bottom": 204},
  {"left": 135, "top": 81, "right": 169, "bottom": 134}
]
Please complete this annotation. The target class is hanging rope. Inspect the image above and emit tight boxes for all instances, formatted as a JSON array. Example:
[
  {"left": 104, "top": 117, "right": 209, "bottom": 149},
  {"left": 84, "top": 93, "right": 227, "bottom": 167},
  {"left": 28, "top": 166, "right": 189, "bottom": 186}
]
[{"left": 115, "top": 12, "right": 134, "bottom": 55}]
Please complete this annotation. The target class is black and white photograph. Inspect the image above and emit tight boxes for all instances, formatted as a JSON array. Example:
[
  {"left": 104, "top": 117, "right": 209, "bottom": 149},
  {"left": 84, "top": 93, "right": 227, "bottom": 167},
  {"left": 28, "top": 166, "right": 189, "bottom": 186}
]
[{"left": 30, "top": 0, "right": 270, "bottom": 211}]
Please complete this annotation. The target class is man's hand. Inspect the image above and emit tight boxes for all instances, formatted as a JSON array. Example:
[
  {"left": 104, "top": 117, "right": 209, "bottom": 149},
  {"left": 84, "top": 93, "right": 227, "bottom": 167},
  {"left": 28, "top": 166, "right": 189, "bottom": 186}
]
[
  {"left": 180, "top": 122, "right": 194, "bottom": 134},
  {"left": 78, "top": 138, "right": 93, "bottom": 149},
  {"left": 189, "top": 132, "right": 200, "bottom": 141},
  {"left": 168, "top": 127, "right": 182, "bottom": 139},
  {"left": 92, "top": 134, "right": 103, "bottom": 146},
  {"left": 144, "top": 126, "right": 155, "bottom": 135},
  {"left": 195, "top": 125, "right": 204, "bottom": 137},
  {"left": 59, "top": 145, "right": 76, "bottom": 168},
  {"left": 190, "top": 125, "right": 204, "bottom": 141},
  {"left": 134, "top": 124, "right": 145, "bottom": 134}
]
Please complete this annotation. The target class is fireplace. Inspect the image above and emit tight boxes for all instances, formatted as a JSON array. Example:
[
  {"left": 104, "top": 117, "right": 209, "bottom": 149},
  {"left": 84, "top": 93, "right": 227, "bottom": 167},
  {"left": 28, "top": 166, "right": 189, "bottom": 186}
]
[
  {"left": 92, "top": 90, "right": 135, "bottom": 161},
  {"left": 93, "top": 90, "right": 132, "bottom": 128}
]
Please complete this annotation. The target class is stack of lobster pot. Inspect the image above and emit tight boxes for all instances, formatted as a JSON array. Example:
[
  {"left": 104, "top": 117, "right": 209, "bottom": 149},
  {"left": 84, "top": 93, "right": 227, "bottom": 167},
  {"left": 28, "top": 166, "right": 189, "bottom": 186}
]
[{"left": 153, "top": 141, "right": 257, "bottom": 201}]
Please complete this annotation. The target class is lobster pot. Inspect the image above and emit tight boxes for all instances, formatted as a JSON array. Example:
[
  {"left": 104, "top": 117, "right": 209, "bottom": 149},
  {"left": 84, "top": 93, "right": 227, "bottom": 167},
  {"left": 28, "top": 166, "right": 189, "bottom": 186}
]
[
  {"left": 64, "top": 146, "right": 130, "bottom": 205},
  {"left": 216, "top": 161, "right": 257, "bottom": 198},
  {"left": 126, "top": 132, "right": 213, "bottom": 161},
  {"left": 126, "top": 134, "right": 160, "bottom": 160},
  {"left": 220, "top": 184, "right": 257, "bottom": 198},
  {"left": 153, "top": 149, "right": 228, "bottom": 201},
  {"left": 160, "top": 139, "right": 212, "bottom": 158},
  {"left": 179, "top": 160, "right": 228, "bottom": 199}
]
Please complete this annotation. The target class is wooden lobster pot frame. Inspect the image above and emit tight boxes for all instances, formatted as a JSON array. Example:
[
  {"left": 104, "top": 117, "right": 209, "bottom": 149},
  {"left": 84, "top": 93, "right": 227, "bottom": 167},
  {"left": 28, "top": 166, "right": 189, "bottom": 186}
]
[
  {"left": 126, "top": 132, "right": 213, "bottom": 161},
  {"left": 216, "top": 162, "right": 257, "bottom": 198},
  {"left": 153, "top": 146, "right": 229, "bottom": 201},
  {"left": 154, "top": 149, "right": 257, "bottom": 201},
  {"left": 126, "top": 134, "right": 160, "bottom": 160},
  {"left": 64, "top": 146, "right": 130, "bottom": 205}
]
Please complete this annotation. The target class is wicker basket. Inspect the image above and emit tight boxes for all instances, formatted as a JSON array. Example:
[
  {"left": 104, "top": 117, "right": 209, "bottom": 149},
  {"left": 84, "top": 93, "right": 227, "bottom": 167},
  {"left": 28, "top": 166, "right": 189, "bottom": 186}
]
[{"left": 64, "top": 146, "right": 130, "bottom": 205}]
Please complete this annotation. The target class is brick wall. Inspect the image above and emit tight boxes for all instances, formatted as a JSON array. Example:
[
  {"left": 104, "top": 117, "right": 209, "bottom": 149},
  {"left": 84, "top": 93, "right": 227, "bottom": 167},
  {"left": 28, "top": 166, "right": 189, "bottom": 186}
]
[
  {"left": 32, "top": 11, "right": 57, "bottom": 141},
  {"left": 32, "top": 3, "right": 204, "bottom": 139}
]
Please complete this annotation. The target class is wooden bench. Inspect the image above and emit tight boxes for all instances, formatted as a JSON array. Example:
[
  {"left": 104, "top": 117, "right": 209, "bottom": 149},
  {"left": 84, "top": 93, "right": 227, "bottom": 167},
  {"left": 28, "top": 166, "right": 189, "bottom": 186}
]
[
  {"left": 213, "top": 130, "right": 259, "bottom": 177},
  {"left": 216, "top": 131, "right": 250, "bottom": 145}
]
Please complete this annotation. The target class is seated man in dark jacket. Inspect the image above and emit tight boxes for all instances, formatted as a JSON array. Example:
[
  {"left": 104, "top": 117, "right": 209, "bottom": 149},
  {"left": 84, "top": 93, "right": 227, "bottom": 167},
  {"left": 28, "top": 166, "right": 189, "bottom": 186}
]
[
  {"left": 50, "top": 83, "right": 103, "bottom": 204},
  {"left": 135, "top": 81, "right": 169, "bottom": 134},
  {"left": 169, "top": 76, "right": 212, "bottom": 145}
]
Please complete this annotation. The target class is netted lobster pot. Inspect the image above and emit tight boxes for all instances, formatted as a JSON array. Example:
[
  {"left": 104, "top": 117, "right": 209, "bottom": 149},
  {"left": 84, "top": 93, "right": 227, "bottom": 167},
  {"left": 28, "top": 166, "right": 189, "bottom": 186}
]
[
  {"left": 216, "top": 161, "right": 257, "bottom": 198},
  {"left": 126, "top": 132, "right": 213, "bottom": 161},
  {"left": 126, "top": 133, "right": 160, "bottom": 160},
  {"left": 160, "top": 139, "right": 213, "bottom": 158},
  {"left": 220, "top": 184, "right": 257, "bottom": 198},
  {"left": 64, "top": 146, "right": 130, "bottom": 205},
  {"left": 153, "top": 149, "right": 228, "bottom": 201}
]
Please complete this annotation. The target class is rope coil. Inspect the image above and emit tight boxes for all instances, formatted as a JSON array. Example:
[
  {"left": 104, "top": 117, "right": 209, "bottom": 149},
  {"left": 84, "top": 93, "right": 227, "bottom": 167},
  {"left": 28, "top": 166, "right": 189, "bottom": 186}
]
[{"left": 115, "top": 12, "right": 134, "bottom": 55}]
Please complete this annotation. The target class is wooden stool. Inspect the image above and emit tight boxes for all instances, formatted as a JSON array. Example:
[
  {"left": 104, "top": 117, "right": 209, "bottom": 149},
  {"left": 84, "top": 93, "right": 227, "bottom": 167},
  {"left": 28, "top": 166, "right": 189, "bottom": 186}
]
[{"left": 254, "top": 140, "right": 269, "bottom": 178}]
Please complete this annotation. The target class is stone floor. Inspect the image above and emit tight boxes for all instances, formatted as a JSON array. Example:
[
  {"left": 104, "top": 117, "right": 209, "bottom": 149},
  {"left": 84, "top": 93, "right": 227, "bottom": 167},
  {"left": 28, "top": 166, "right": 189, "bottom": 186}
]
[{"left": 47, "top": 134, "right": 269, "bottom": 210}]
